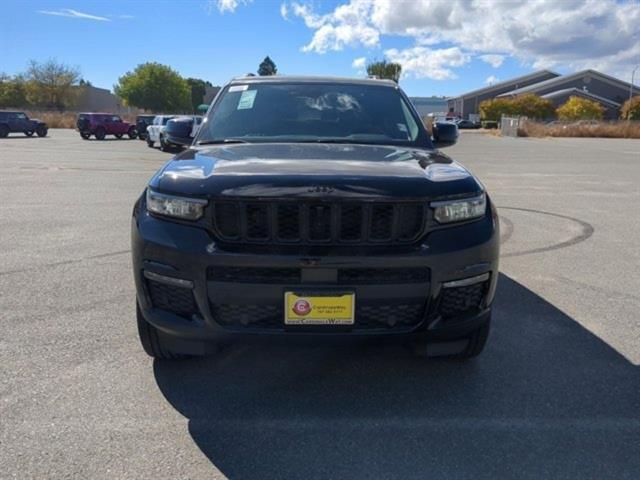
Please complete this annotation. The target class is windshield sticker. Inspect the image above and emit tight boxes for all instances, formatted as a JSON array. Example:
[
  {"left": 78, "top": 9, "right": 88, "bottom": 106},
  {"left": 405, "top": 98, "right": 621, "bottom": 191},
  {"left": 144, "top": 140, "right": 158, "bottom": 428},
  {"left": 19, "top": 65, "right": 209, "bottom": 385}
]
[
  {"left": 397, "top": 123, "right": 408, "bottom": 132},
  {"left": 229, "top": 85, "right": 249, "bottom": 92},
  {"left": 237, "top": 90, "right": 257, "bottom": 110}
]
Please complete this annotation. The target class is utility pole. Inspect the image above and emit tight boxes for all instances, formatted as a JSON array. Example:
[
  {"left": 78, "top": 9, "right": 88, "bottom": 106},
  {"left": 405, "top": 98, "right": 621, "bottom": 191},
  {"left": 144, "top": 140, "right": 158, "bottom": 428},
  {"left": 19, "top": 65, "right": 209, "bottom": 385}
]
[{"left": 629, "top": 65, "right": 639, "bottom": 120}]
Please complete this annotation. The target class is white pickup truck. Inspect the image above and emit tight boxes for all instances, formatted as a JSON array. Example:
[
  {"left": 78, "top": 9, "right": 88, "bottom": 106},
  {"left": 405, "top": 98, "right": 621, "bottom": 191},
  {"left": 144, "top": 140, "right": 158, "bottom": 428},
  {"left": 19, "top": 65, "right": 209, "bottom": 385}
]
[{"left": 145, "top": 115, "right": 176, "bottom": 149}]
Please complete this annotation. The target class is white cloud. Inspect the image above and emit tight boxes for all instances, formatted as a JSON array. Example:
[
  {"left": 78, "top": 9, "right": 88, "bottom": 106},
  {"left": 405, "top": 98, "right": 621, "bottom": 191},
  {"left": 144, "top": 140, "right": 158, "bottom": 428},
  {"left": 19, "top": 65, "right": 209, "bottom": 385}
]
[
  {"left": 479, "top": 54, "right": 505, "bottom": 68},
  {"left": 485, "top": 75, "right": 500, "bottom": 85},
  {"left": 291, "top": 0, "right": 379, "bottom": 53},
  {"left": 280, "top": 3, "right": 289, "bottom": 20},
  {"left": 38, "top": 9, "right": 110, "bottom": 21},
  {"left": 286, "top": 0, "right": 640, "bottom": 78},
  {"left": 385, "top": 46, "right": 470, "bottom": 80},
  {"left": 210, "top": 0, "right": 252, "bottom": 14},
  {"left": 352, "top": 57, "right": 366, "bottom": 69}
]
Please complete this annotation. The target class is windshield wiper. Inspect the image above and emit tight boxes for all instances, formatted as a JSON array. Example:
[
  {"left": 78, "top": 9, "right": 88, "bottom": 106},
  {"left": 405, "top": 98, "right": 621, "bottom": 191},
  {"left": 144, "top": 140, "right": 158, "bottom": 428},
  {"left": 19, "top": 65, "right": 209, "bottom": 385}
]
[{"left": 197, "top": 138, "right": 249, "bottom": 145}]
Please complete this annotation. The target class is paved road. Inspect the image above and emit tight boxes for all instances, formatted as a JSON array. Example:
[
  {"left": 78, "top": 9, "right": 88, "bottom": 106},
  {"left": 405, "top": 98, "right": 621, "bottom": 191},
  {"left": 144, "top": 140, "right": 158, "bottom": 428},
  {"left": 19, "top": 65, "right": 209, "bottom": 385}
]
[{"left": 1, "top": 130, "right": 639, "bottom": 479}]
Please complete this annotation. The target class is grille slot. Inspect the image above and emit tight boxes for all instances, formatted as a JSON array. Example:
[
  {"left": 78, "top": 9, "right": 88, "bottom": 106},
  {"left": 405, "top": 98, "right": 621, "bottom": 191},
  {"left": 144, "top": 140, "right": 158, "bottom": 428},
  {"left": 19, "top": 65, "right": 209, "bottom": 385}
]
[
  {"left": 211, "top": 303, "right": 282, "bottom": 328},
  {"left": 370, "top": 204, "right": 394, "bottom": 241},
  {"left": 357, "top": 303, "right": 425, "bottom": 328},
  {"left": 208, "top": 266, "right": 300, "bottom": 283},
  {"left": 147, "top": 280, "right": 198, "bottom": 318},
  {"left": 439, "top": 282, "right": 486, "bottom": 318},
  {"left": 338, "top": 268, "right": 428, "bottom": 284},
  {"left": 276, "top": 204, "right": 301, "bottom": 241},
  {"left": 207, "top": 266, "right": 428, "bottom": 284},
  {"left": 212, "top": 200, "right": 426, "bottom": 245},
  {"left": 246, "top": 203, "right": 269, "bottom": 240}
]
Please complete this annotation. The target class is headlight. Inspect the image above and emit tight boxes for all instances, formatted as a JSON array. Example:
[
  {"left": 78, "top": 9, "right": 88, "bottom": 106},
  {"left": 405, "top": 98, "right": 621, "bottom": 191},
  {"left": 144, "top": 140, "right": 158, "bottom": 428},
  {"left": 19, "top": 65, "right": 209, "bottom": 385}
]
[
  {"left": 431, "top": 193, "right": 486, "bottom": 224},
  {"left": 146, "top": 189, "right": 207, "bottom": 220}
]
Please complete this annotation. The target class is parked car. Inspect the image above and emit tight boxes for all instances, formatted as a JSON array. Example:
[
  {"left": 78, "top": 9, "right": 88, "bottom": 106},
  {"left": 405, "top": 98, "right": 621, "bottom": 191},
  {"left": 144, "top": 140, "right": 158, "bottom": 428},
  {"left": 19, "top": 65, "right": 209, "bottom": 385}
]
[
  {"left": 135, "top": 115, "right": 156, "bottom": 141},
  {"left": 0, "top": 111, "right": 48, "bottom": 138},
  {"left": 455, "top": 119, "right": 481, "bottom": 129},
  {"left": 132, "top": 76, "right": 499, "bottom": 360},
  {"left": 163, "top": 115, "right": 203, "bottom": 150},
  {"left": 145, "top": 115, "right": 176, "bottom": 149},
  {"left": 76, "top": 113, "right": 137, "bottom": 140}
]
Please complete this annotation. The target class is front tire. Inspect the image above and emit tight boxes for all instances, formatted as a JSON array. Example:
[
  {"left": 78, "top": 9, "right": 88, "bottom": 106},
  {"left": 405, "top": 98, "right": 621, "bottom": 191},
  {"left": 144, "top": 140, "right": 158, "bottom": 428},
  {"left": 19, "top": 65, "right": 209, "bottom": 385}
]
[
  {"left": 94, "top": 127, "right": 106, "bottom": 140},
  {"left": 128, "top": 127, "right": 138, "bottom": 139},
  {"left": 136, "top": 303, "right": 187, "bottom": 360},
  {"left": 146, "top": 137, "right": 154, "bottom": 148},
  {"left": 159, "top": 134, "right": 169, "bottom": 152},
  {"left": 36, "top": 126, "right": 48, "bottom": 137}
]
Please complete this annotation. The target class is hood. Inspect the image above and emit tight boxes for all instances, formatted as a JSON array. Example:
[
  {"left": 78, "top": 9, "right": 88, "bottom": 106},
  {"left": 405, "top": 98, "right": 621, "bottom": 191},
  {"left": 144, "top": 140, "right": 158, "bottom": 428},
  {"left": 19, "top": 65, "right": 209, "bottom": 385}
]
[{"left": 148, "top": 143, "right": 483, "bottom": 199}]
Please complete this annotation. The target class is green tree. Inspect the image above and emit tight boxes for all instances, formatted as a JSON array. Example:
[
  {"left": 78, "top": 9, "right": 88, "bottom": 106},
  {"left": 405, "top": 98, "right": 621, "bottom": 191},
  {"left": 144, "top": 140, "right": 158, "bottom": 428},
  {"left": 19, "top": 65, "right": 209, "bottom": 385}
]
[
  {"left": 258, "top": 56, "right": 277, "bottom": 76},
  {"left": 620, "top": 96, "right": 640, "bottom": 120},
  {"left": 114, "top": 62, "right": 191, "bottom": 113},
  {"left": 366, "top": 59, "right": 402, "bottom": 83},
  {"left": 186, "top": 77, "right": 213, "bottom": 111},
  {"left": 556, "top": 96, "right": 605, "bottom": 120},
  {"left": 0, "top": 74, "right": 29, "bottom": 108},
  {"left": 25, "top": 59, "right": 80, "bottom": 110}
]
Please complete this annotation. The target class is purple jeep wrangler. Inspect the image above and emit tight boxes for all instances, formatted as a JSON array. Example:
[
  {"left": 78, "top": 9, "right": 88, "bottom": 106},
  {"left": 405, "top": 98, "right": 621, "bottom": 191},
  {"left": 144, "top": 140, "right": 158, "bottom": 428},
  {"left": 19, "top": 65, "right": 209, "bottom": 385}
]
[{"left": 76, "top": 113, "right": 137, "bottom": 140}]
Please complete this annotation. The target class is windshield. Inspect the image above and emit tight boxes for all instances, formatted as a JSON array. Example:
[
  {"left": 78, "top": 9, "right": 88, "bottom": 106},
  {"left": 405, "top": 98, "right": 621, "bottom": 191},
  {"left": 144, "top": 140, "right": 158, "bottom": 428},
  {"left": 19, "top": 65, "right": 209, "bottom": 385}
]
[{"left": 197, "top": 82, "right": 427, "bottom": 146}]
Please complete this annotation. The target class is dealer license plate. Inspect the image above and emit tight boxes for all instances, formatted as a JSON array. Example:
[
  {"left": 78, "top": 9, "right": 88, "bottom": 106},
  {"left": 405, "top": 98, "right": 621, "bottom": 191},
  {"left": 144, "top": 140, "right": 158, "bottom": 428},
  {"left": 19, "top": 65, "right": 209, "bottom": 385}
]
[{"left": 284, "top": 291, "right": 355, "bottom": 325}]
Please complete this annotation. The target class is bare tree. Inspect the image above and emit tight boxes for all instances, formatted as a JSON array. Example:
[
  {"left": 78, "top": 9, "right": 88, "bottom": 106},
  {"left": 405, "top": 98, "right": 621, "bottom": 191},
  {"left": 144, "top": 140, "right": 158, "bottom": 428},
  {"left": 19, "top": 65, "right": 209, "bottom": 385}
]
[{"left": 26, "top": 59, "right": 80, "bottom": 110}]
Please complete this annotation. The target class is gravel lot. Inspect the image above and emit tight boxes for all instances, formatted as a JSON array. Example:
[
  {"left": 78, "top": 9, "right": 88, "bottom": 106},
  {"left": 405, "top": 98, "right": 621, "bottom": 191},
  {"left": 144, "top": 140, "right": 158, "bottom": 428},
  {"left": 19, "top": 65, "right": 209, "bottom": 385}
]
[{"left": 1, "top": 129, "right": 639, "bottom": 479}]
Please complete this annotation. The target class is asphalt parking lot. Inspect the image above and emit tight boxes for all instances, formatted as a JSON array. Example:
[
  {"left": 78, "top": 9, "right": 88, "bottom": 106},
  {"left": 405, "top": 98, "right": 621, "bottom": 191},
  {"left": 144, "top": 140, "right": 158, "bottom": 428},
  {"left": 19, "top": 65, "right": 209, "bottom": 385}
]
[{"left": 1, "top": 129, "right": 639, "bottom": 479}]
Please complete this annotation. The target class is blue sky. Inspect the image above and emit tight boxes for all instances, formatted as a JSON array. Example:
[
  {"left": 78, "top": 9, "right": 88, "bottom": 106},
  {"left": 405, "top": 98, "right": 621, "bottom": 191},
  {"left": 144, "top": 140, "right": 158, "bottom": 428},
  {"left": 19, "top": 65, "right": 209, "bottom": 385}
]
[{"left": 1, "top": 0, "right": 638, "bottom": 97}]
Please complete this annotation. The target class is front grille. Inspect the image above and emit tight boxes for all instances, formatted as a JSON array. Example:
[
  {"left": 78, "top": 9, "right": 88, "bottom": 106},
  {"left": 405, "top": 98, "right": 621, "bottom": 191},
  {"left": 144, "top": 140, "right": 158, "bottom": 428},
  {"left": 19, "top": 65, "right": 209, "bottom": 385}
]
[
  {"left": 438, "top": 282, "right": 486, "bottom": 318},
  {"left": 212, "top": 200, "right": 427, "bottom": 245},
  {"left": 147, "top": 280, "right": 198, "bottom": 318},
  {"left": 207, "top": 266, "right": 429, "bottom": 284},
  {"left": 209, "top": 301, "right": 425, "bottom": 330}
]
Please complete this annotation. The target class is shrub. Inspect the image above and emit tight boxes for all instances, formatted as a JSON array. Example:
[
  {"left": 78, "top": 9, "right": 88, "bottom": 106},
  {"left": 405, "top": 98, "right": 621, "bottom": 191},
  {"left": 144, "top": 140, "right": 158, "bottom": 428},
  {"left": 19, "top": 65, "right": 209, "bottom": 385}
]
[
  {"left": 519, "top": 119, "right": 640, "bottom": 139},
  {"left": 620, "top": 96, "right": 640, "bottom": 120},
  {"left": 556, "top": 96, "right": 605, "bottom": 120},
  {"left": 479, "top": 93, "right": 555, "bottom": 121}
]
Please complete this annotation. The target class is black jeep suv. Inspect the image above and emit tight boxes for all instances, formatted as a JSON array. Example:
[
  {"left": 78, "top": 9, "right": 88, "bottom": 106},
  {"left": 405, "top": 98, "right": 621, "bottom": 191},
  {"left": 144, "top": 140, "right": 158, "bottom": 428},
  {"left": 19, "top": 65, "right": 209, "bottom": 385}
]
[
  {"left": 0, "top": 111, "right": 48, "bottom": 138},
  {"left": 135, "top": 115, "right": 156, "bottom": 141},
  {"left": 132, "top": 77, "right": 499, "bottom": 360}
]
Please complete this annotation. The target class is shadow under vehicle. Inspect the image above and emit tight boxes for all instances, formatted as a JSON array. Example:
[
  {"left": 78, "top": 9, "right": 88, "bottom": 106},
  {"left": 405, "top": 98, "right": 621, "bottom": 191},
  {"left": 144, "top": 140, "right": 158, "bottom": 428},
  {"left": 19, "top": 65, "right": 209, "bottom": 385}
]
[{"left": 152, "top": 273, "right": 640, "bottom": 479}]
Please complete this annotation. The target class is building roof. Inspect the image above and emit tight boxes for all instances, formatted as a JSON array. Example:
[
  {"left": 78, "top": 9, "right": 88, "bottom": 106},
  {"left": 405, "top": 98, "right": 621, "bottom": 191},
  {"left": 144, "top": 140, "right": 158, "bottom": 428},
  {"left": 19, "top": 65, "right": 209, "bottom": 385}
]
[
  {"left": 447, "top": 70, "right": 559, "bottom": 100},
  {"left": 229, "top": 75, "right": 398, "bottom": 87},
  {"left": 540, "top": 88, "right": 622, "bottom": 107},
  {"left": 498, "top": 69, "right": 640, "bottom": 97}
]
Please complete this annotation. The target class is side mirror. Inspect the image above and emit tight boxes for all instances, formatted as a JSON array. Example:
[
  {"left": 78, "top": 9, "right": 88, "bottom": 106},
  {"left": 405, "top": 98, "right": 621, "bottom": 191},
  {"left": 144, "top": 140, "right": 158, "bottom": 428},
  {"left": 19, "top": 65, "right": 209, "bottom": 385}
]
[{"left": 432, "top": 122, "right": 458, "bottom": 148}]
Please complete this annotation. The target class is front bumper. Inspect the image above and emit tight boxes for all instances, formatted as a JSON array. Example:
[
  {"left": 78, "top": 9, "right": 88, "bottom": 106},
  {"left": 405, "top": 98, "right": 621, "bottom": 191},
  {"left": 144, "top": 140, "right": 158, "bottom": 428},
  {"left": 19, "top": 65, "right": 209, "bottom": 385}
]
[{"left": 132, "top": 198, "right": 499, "bottom": 347}]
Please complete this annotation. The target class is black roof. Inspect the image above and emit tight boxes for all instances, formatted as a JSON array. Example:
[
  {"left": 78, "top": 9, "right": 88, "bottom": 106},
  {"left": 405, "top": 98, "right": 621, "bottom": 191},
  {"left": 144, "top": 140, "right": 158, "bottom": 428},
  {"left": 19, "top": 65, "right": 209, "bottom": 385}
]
[{"left": 229, "top": 75, "right": 398, "bottom": 87}]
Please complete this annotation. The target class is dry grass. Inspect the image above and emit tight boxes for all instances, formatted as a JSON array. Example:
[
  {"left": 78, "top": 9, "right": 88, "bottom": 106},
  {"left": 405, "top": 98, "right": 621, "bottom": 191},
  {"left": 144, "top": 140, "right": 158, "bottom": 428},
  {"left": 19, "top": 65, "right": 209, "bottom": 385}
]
[
  {"left": 25, "top": 111, "right": 136, "bottom": 129},
  {"left": 519, "top": 120, "right": 640, "bottom": 139}
]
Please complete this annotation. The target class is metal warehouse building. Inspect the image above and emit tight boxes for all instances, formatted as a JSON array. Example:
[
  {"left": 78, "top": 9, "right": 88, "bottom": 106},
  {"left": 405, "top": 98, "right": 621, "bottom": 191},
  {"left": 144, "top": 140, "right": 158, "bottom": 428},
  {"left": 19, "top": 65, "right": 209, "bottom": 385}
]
[{"left": 448, "top": 69, "right": 639, "bottom": 120}]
